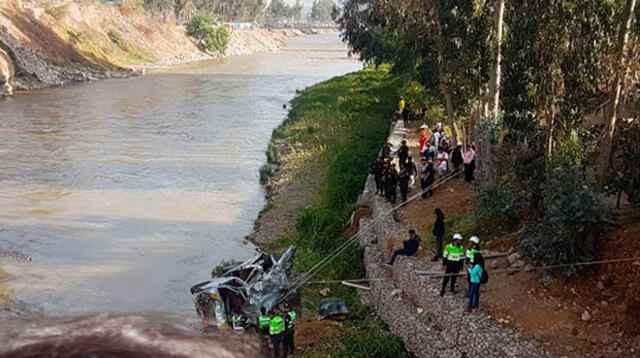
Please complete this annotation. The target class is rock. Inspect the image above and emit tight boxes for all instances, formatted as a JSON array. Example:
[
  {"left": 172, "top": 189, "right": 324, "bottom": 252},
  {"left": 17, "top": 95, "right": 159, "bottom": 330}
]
[
  {"left": 417, "top": 308, "right": 424, "bottom": 315},
  {"left": 524, "top": 264, "right": 535, "bottom": 272},
  {"left": 318, "top": 288, "right": 331, "bottom": 297},
  {"left": 0, "top": 48, "right": 14, "bottom": 97},
  {"left": 581, "top": 311, "right": 592, "bottom": 322},
  {"left": 511, "top": 259, "right": 526, "bottom": 269},
  {"left": 507, "top": 252, "right": 520, "bottom": 265},
  {"left": 390, "top": 289, "right": 402, "bottom": 297},
  {"left": 596, "top": 281, "right": 605, "bottom": 290}
]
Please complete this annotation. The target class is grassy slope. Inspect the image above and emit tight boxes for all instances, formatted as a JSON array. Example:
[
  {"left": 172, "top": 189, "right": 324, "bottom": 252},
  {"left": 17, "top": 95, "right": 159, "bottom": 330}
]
[{"left": 266, "top": 67, "right": 409, "bottom": 357}]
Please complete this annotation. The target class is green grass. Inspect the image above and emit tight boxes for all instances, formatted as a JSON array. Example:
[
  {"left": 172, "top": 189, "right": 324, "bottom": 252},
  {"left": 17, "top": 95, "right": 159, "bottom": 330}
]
[{"left": 268, "top": 66, "right": 409, "bottom": 357}]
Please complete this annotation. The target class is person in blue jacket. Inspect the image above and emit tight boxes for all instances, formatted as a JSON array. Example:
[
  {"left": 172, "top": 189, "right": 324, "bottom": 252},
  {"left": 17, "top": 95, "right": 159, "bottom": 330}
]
[
  {"left": 385, "top": 229, "right": 421, "bottom": 266},
  {"left": 466, "top": 252, "right": 484, "bottom": 312}
]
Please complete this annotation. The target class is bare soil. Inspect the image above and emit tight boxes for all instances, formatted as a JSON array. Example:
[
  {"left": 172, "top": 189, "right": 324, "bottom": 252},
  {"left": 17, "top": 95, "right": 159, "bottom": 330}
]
[{"left": 396, "top": 125, "right": 640, "bottom": 358}]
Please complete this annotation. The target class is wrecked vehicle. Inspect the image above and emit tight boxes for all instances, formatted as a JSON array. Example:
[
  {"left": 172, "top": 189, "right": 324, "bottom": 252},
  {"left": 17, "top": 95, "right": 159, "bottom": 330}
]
[{"left": 190, "top": 246, "right": 295, "bottom": 330}]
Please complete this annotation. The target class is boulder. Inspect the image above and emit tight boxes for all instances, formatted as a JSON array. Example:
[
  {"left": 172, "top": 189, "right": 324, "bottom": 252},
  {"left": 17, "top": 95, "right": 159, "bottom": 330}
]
[
  {"left": 0, "top": 48, "right": 14, "bottom": 97},
  {"left": 507, "top": 252, "right": 520, "bottom": 265}
]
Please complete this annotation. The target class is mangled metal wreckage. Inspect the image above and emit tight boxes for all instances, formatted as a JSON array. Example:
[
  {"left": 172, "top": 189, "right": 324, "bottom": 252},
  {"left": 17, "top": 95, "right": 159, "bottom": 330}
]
[{"left": 190, "top": 246, "right": 295, "bottom": 329}]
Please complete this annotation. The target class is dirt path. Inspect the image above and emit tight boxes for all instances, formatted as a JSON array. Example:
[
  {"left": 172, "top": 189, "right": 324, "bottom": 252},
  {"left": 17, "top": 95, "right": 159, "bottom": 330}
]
[
  {"left": 355, "top": 120, "right": 548, "bottom": 358},
  {"left": 388, "top": 122, "right": 640, "bottom": 358}
]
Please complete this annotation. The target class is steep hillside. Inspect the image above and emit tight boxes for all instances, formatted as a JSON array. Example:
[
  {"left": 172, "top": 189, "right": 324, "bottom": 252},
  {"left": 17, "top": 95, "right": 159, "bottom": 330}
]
[{"left": 0, "top": 1, "right": 298, "bottom": 92}]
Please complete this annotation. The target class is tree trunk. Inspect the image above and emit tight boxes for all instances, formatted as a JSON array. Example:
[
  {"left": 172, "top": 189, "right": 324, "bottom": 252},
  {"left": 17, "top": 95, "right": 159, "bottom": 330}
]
[
  {"left": 596, "top": 0, "right": 636, "bottom": 190},
  {"left": 425, "top": 0, "right": 460, "bottom": 145},
  {"left": 483, "top": 0, "right": 506, "bottom": 188},
  {"left": 487, "top": 0, "right": 505, "bottom": 118},
  {"left": 441, "top": 81, "right": 460, "bottom": 145}
]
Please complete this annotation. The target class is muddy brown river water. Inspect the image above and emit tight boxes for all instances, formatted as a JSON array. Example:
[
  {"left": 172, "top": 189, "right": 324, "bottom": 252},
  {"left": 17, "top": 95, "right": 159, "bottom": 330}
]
[{"left": 0, "top": 34, "right": 360, "bottom": 319}]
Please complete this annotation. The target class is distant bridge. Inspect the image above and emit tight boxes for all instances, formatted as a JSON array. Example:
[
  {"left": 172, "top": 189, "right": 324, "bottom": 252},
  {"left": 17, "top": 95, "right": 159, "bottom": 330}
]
[{"left": 260, "top": 22, "right": 338, "bottom": 30}]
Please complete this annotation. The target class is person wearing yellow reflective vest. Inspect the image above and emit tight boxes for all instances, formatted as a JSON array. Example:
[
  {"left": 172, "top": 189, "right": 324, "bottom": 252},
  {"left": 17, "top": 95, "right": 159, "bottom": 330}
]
[
  {"left": 257, "top": 307, "right": 271, "bottom": 338},
  {"left": 441, "top": 233, "right": 465, "bottom": 296},
  {"left": 231, "top": 309, "right": 243, "bottom": 331},
  {"left": 465, "top": 236, "right": 483, "bottom": 298},
  {"left": 283, "top": 304, "right": 296, "bottom": 355},
  {"left": 268, "top": 311, "right": 285, "bottom": 358}
]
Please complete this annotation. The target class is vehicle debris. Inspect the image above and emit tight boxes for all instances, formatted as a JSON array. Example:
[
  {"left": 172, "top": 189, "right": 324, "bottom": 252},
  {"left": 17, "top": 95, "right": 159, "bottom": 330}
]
[{"left": 190, "top": 246, "right": 296, "bottom": 330}]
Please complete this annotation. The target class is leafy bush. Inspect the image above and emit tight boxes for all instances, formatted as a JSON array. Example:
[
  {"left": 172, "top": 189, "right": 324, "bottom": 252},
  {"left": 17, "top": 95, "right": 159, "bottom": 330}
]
[
  {"left": 186, "top": 15, "right": 229, "bottom": 54},
  {"left": 519, "top": 166, "right": 613, "bottom": 272}
]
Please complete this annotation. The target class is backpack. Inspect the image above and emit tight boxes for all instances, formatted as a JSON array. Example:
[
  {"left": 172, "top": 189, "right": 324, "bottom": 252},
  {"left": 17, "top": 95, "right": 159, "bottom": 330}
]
[{"left": 480, "top": 268, "right": 489, "bottom": 284}]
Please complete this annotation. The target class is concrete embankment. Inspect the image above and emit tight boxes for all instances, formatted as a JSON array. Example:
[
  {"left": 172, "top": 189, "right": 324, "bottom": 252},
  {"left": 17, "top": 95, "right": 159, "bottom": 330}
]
[
  {"left": 355, "top": 120, "right": 548, "bottom": 358},
  {"left": 0, "top": 1, "right": 301, "bottom": 94}
]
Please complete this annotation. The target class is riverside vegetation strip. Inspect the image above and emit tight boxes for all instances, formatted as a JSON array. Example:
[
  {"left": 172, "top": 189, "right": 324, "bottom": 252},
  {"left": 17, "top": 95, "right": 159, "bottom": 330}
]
[{"left": 255, "top": 67, "right": 409, "bottom": 357}]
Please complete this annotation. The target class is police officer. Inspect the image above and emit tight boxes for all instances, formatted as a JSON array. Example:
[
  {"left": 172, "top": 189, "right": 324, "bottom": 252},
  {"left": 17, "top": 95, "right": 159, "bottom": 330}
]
[
  {"left": 441, "top": 233, "right": 465, "bottom": 296},
  {"left": 257, "top": 307, "right": 270, "bottom": 340},
  {"left": 370, "top": 157, "right": 384, "bottom": 195},
  {"left": 269, "top": 311, "right": 285, "bottom": 358},
  {"left": 283, "top": 304, "right": 296, "bottom": 355},
  {"left": 385, "top": 163, "right": 399, "bottom": 204},
  {"left": 398, "top": 165, "right": 410, "bottom": 203}
]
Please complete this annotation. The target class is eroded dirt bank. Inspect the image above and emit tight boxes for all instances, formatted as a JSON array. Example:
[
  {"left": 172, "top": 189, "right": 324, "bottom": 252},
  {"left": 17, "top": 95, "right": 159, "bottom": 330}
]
[{"left": 0, "top": 1, "right": 301, "bottom": 95}]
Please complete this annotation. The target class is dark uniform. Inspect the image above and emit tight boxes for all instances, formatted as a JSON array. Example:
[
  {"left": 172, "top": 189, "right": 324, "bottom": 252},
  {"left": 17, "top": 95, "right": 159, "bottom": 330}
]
[
  {"left": 398, "top": 142, "right": 409, "bottom": 166},
  {"left": 385, "top": 166, "right": 399, "bottom": 204},
  {"left": 398, "top": 167, "right": 410, "bottom": 203},
  {"left": 370, "top": 159, "right": 384, "bottom": 195}
]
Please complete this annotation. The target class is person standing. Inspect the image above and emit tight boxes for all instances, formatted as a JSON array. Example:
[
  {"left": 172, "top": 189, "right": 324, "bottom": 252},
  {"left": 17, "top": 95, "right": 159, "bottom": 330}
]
[
  {"left": 436, "top": 147, "right": 449, "bottom": 176},
  {"left": 398, "top": 140, "right": 409, "bottom": 166},
  {"left": 421, "top": 159, "right": 435, "bottom": 198},
  {"left": 283, "top": 304, "right": 296, "bottom": 355},
  {"left": 441, "top": 234, "right": 465, "bottom": 296},
  {"left": 371, "top": 157, "right": 384, "bottom": 195},
  {"left": 385, "top": 164, "right": 399, "bottom": 204},
  {"left": 406, "top": 156, "right": 418, "bottom": 188},
  {"left": 385, "top": 229, "right": 421, "bottom": 265},
  {"left": 269, "top": 311, "right": 285, "bottom": 358},
  {"left": 432, "top": 209, "right": 445, "bottom": 261},
  {"left": 451, "top": 144, "right": 463, "bottom": 172},
  {"left": 419, "top": 125, "right": 428, "bottom": 153},
  {"left": 466, "top": 253, "right": 484, "bottom": 312},
  {"left": 464, "top": 146, "right": 476, "bottom": 182},
  {"left": 257, "top": 307, "right": 271, "bottom": 342},
  {"left": 465, "top": 236, "right": 483, "bottom": 297},
  {"left": 398, "top": 166, "right": 411, "bottom": 204}
]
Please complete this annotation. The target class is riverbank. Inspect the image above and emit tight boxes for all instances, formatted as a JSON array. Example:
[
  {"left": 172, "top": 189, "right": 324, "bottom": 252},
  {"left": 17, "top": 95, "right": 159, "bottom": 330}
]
[
  {"left": 0, "top": 1, "right": 302, "bottom": 95},
  {"left": 251, "top": 67, "right": 409, "bottom": 356}
]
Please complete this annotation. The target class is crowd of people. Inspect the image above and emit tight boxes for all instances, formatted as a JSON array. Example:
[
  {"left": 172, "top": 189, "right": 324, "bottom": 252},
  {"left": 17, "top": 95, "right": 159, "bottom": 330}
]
[
  {"left": 381, "top": 100, "right": 486, "bottom": 312},
  {"left": 370, "top": 115, "right": 476, "bottom": 206}
]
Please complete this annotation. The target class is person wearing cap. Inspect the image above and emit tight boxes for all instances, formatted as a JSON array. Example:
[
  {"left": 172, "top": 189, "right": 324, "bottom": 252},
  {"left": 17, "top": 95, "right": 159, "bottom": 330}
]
[
  {"left": 465, "top": 236, "right": 483, "bottom": 297},
  {"left": 441, "top": 233, "right": 465, "bottom": 296},
  {"left": 466, "top": 252, "right": 484, "bottom": 312},
  {"left": 257, "top": 307, "right": 271, "bottom": 340},
  {"left": 384, "top": 163, "right": 399, "bottom": 204},
  {"left": 385, "top": 229, "right": 421, "bottom": 266}
]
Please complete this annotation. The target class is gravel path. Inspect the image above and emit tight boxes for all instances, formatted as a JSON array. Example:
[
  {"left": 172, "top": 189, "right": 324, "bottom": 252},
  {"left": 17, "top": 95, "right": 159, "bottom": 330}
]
[{"left": 356, "top": 120, "right": 549, "bottom": 358}]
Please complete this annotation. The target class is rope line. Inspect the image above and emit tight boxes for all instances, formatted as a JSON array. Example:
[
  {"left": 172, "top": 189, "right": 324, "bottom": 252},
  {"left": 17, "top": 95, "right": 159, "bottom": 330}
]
[
  {"left": 416, "top": 256, "right": 640, "bottom": 278},
  {"left": 279, "top": 167, "right": 464, "bottom": 302}
]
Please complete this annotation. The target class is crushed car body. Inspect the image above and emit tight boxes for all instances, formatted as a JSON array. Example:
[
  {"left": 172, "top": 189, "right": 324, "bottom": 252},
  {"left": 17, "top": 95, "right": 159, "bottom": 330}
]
[{"left": 190, "top": 246, "right": 295, "bottom": 329}]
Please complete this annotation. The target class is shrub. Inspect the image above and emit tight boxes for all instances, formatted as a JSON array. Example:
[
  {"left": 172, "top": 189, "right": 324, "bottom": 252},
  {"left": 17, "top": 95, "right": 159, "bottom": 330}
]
[
  {"left": 519, "top": 166, "right": 613, "bottom": 273},
  {"left": 186, "top": 15, "right": 229, "bottom": 54}
]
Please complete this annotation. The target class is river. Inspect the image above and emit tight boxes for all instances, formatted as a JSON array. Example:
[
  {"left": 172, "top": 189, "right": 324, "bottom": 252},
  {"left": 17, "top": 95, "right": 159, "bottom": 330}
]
[{"left": 0, "top": 34, "right": 361, "bottom": 319}]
